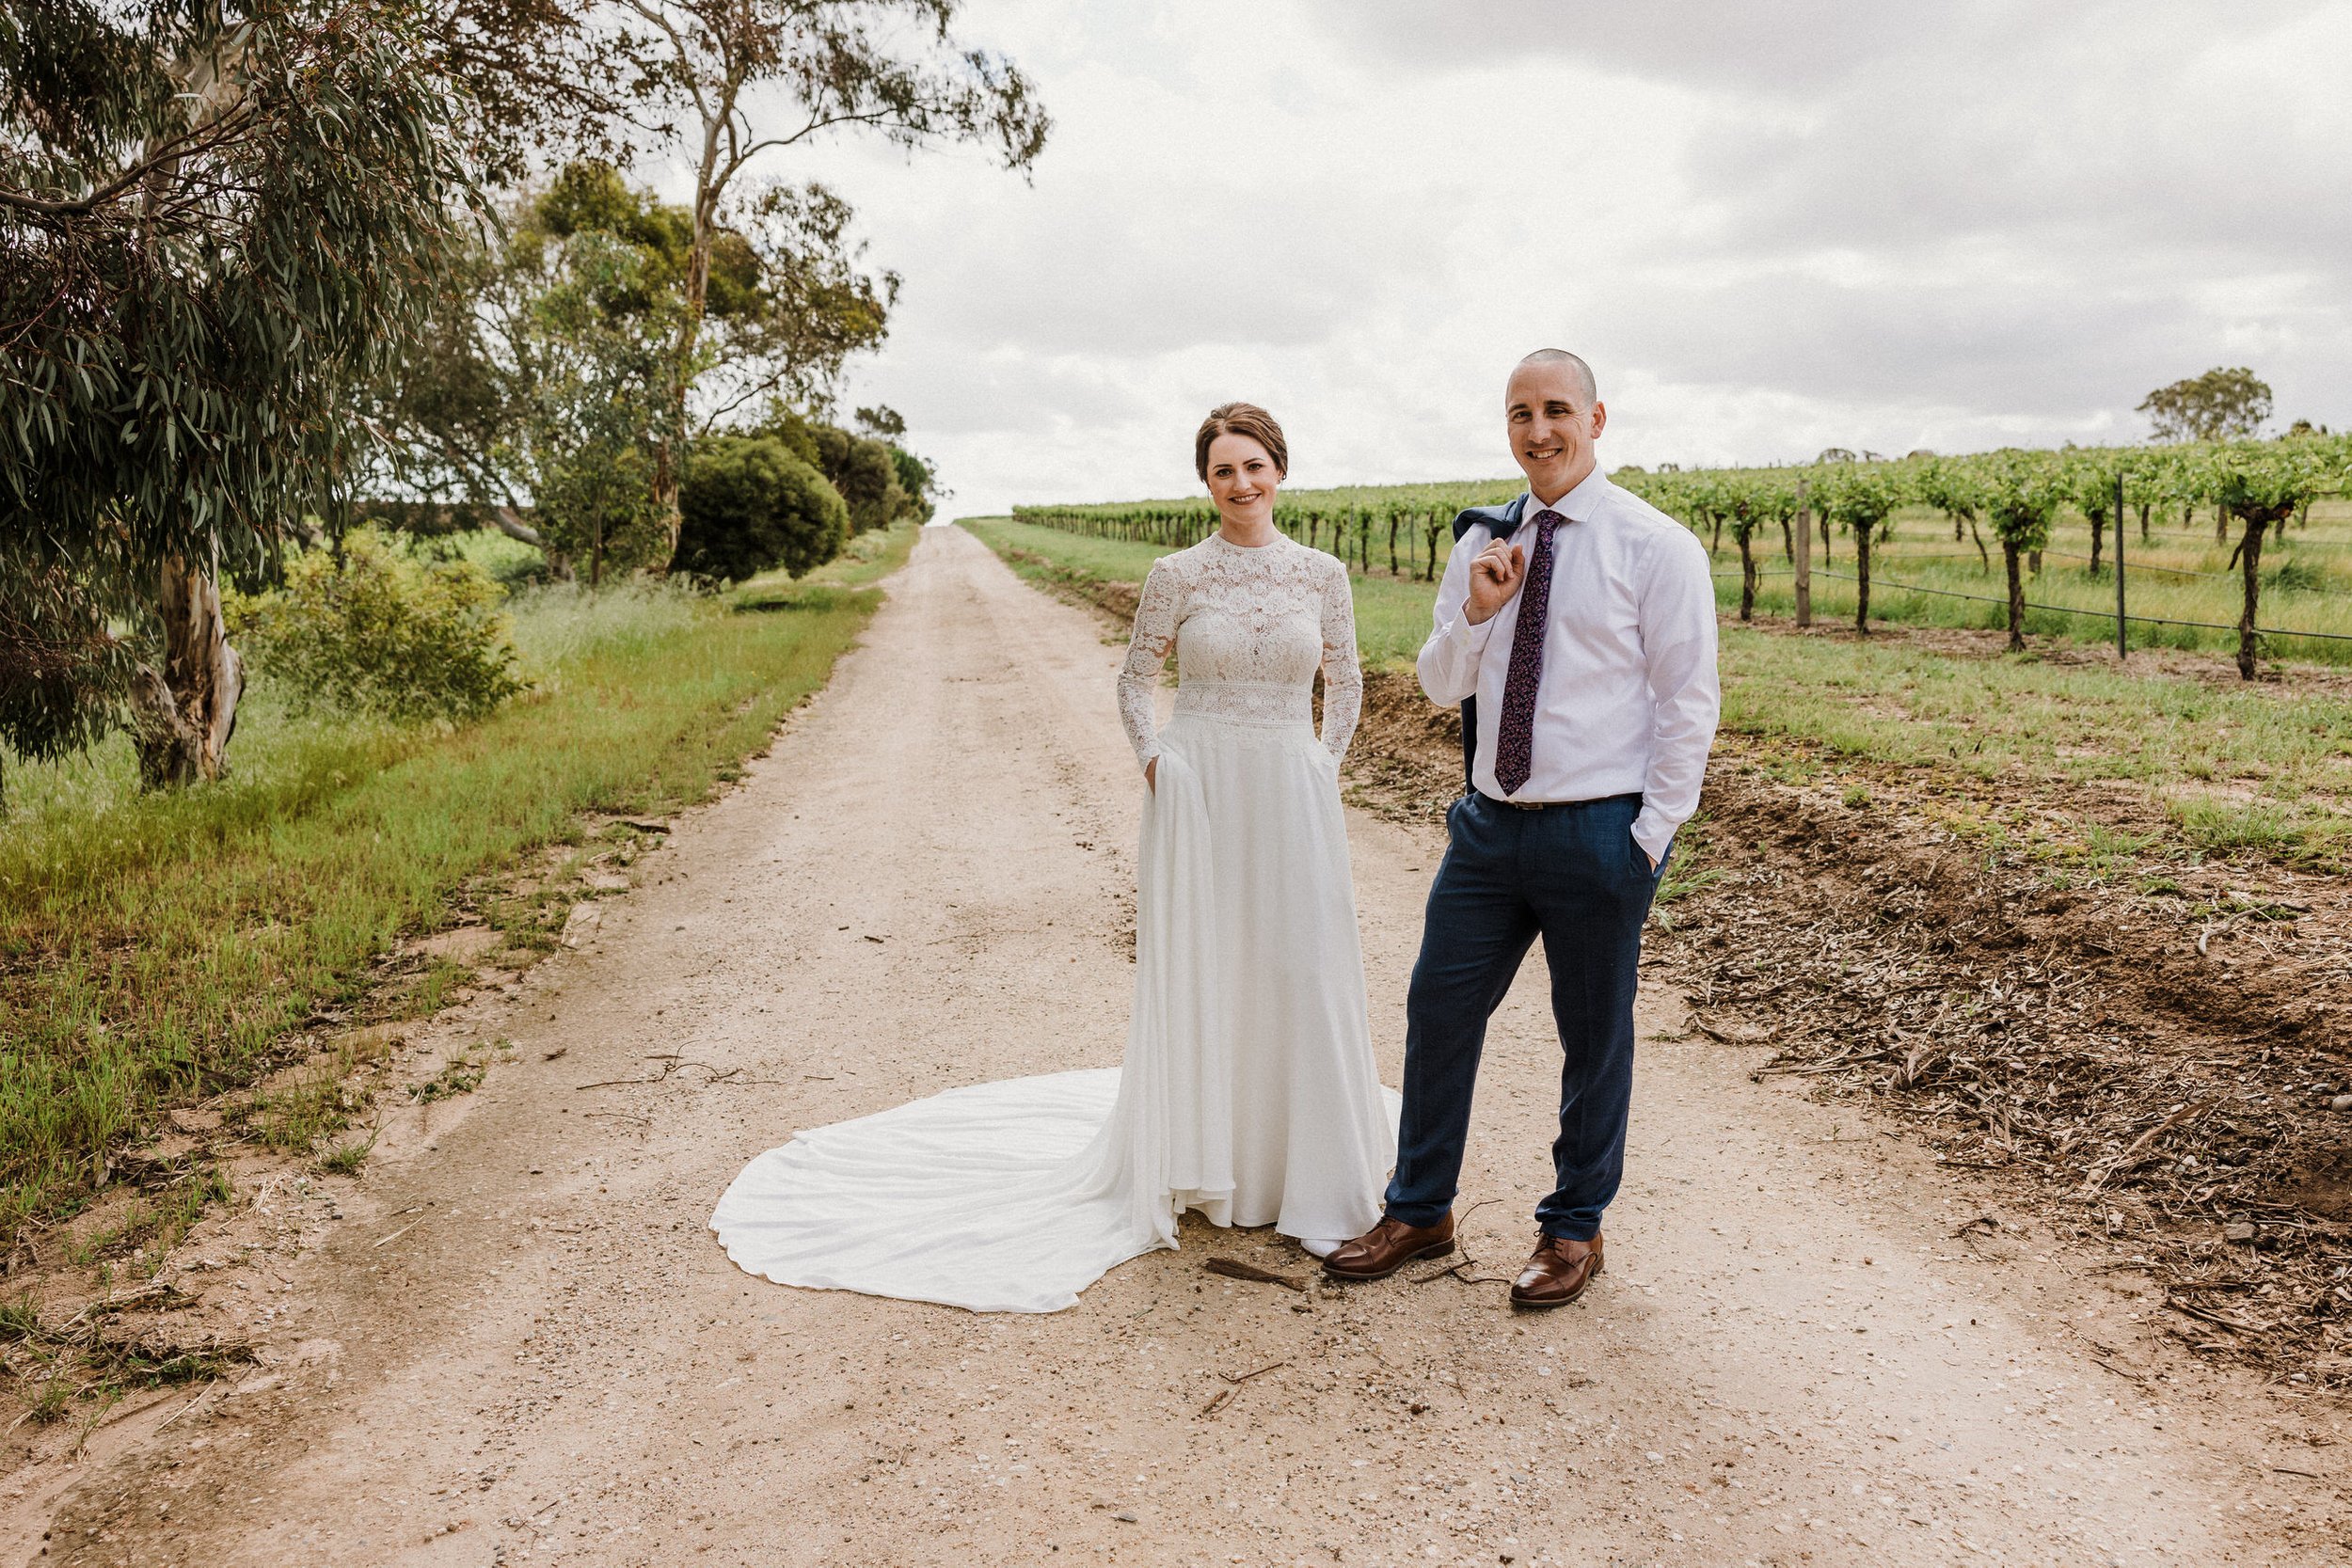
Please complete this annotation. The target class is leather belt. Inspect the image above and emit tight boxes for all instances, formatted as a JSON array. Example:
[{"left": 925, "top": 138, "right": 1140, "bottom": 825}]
[{"left": 1475, "top": 791, "right": 1642, "bottom": 813}]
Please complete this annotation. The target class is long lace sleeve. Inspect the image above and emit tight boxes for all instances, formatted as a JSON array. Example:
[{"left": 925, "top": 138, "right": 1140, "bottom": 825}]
[
  {"left": 1316, "top": 556, "right": 1361, "bottom": 761},
  {"left": 1117, "top": 558, "right": 1183, "bottom": 769}
]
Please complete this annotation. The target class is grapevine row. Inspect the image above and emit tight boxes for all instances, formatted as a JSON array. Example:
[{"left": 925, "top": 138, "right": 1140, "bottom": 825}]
[{"left": 1012, "top": 435, "right": 2352, "bottom": 679}]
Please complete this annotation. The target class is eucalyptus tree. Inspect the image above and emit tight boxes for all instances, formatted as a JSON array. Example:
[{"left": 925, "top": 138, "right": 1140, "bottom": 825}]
[
  {"left": 1980, "top": 450, "right": 2066, "bottom": 653},
  {"left": 603, "top": 0, "right": 1049, "bottom": 557},
  {"left": 1810, "top": 462, "right": 1905, "bottom": 636},
  {"left": 2138, "top": 367, "right": 2271, "bottom": 444},
  {"left": 1, "top": 1, "right": 477, "bottom": 791}
]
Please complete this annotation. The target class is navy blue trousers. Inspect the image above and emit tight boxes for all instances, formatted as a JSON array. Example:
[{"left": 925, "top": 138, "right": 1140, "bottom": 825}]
[{"left": 1383, "top": 792, "right": 1662, "bottom": 1241}]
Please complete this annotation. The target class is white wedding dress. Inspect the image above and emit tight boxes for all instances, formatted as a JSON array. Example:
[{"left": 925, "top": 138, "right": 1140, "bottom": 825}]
[{"left": 711, "top": 532, "right": 1399, "bottom": 1312}]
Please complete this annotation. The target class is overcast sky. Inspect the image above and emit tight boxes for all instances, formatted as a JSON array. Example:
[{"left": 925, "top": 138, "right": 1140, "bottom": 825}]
[{"left": 732, "top": 0, "right": 2352, "bottom": 516}]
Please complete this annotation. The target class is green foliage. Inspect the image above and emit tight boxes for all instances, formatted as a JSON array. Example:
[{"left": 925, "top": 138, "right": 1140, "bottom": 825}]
[
  {"left": 1980, "top": 449, "right": 2066, "bottom": 552},
  {"left": 1809, "top": 463, "right": 1906, "bottom": 540},
  {"left": 369, "top": 158, "right": 914, "bottom": 574},
  {"left": 0, "top": 555, "right": 891, "bottom": 1237},
  {"left": 888, "top": 446, "right": 939, "bottom": 524},
  {"left": 226, "top": 530, "right": 527, "bottom": 724},
  {"left": 1, "top": 1, "right": 477, "bottom": 761},
  {"left": 675, "top": 436, "right": 851, "bottom": 582},
  {"left": 2139, "top": 367, "right": 2273, "bottom": 443}
]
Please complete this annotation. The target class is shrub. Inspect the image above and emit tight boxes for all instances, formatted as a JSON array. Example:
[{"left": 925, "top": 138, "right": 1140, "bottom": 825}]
[
  {"left": 675, "top": 436, "right": 850, "bottom": 582},
  {"left": 227, "top": 529, "right": 529, "bottom": 723}
]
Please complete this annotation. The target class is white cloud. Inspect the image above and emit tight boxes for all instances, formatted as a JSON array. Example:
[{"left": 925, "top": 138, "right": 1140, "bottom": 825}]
[{"left": 665, "top": 0, "right": 2352, "bottom": 515}]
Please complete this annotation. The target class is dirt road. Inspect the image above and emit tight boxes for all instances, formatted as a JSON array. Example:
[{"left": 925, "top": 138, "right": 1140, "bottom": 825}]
[{"left": 20, "top": 525, "right": 2328, "bottom": 1566}]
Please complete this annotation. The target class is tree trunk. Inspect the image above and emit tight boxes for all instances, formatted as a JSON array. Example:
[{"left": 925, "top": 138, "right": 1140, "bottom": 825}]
[
  {"left": 1819, "top": 509, "right": 1833, "bottom": 564},
  {"left": 1778, "top": 516, "right": 1793, "bottom": 561},
  {"left": 2003, "top": 543, "right": 2026, "bottom": 653},
  {"left": 1387, "top": 515, "right": 1398, "bottom": 576},
  {"left": 1708, "top": 515, "right": 1723, "bottom": 558},
  {"left": 131, "top": 555, "right": 244, "bottom": 788},
  {"left": 2027, "top": 547, "right": 2042, "bottom": 576},
  {"left": 2138, "top": 500, "right": 2151, "bottom": 542},
  {"left": 2214, "top": 501, "right": 2228, "bottom": 545},
  {"left": 1854, "top": 524, "right": 1872, "bottom": 634},
  {"left": 2088, "top": 509, "right": 2105, "bottom": 576},
  {"left": 654, "top": 80, "right": 735, "bottom": 570},
  {"left": 1737, "top": 531, "right": 1756, "bottom": 621},
  {"left": 1967, "top": 514, "right": 1989, "bottom": 571},
  {"left": 2237, "top": 511, "right": 2269, "bottom": 681}
]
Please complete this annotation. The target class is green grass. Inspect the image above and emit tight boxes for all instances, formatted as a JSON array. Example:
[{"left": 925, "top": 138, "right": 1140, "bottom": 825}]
[
  {"left": 0, "top": 524, "right": 914, "bottom": 1236},
  {"left": 964, "top": 516, "right": 2352, "bottom": 865},
  {"left": 1715, "top": 626, "right": 2351, "bottom": 863}
]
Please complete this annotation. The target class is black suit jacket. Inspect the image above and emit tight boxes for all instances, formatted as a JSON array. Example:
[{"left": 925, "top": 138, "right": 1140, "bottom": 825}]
[{"left": 1445, "top": 495, "right": 1530, "bottom": 793}]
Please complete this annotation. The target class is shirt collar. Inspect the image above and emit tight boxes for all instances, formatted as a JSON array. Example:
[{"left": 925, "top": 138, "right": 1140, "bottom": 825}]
[{"left": 1519, "top": 467, "right": 1610, "bottom": 526}]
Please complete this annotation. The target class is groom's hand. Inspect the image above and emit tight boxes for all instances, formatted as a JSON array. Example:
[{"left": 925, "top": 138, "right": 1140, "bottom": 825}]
[{"left": 1463, "top": 541, "right": 1526, "bottom": 625}]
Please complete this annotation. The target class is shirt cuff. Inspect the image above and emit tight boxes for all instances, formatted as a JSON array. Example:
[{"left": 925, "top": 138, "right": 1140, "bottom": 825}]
[
  {"left": 1443, "top": 614, "right": 1495, "bottom": 656},
  {"left": 1630, "top": 809, "right": 1677, "bottom": 863}
]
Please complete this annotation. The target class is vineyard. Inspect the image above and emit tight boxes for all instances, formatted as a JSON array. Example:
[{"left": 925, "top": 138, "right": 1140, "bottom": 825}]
[{"left": 1014, "top": 434, "right": 2352, "bottom": 673}]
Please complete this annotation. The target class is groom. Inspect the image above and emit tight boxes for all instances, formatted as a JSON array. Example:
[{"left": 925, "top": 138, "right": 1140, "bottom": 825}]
[{"left": 1326, "top": 350, "right": 1720, "bottom": 1307}]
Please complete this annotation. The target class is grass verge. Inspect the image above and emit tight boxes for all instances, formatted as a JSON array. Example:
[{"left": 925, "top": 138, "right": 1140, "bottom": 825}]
[{"left": 0, "top": 525, "right": 914, "bottom": 1241}]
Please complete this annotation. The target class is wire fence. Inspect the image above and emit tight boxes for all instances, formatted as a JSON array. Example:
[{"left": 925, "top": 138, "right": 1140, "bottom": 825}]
[{"left": 1808, "top": 569, "right": 2352, "bottom": 643}]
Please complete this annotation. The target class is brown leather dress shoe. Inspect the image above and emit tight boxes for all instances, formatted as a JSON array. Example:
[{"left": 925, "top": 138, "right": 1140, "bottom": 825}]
[
  {"left": 1509, "top": 1232, "right": 1603, "bottom": 1308},
  {"left": 1320, "top": 1213, "right": 1455, "bottom": 1281}
]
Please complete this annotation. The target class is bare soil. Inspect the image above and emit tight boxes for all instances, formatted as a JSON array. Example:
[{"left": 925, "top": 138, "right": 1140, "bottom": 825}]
[{"left": 2, "top": 527, "right": 2341, "bottom": 1566}]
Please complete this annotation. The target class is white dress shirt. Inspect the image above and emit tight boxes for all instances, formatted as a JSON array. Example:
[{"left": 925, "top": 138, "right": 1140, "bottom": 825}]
[{"left": 1417, "top": 467, "right": 1720, "bottom": 862}]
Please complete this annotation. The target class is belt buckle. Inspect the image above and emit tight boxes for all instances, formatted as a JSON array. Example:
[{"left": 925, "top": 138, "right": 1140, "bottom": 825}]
[{"left": 1505, "top": 798, "right": 1544, "bottom": 812}]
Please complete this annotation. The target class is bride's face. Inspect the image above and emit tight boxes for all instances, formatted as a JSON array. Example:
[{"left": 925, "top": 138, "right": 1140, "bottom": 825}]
[{"left": 1204, "top": 433, "right": 1280, "bottom": 528}]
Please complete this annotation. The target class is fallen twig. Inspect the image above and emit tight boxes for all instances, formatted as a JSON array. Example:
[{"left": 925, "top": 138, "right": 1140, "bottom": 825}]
[
  {"left": 576, "top": 1056, "right": 788, "bottom": 1091},
  {"left": 371, "top": 1218, "right": 424, "bottom": 1249},
  {"left": 1205, "top": 1258, "right": 1305, "bottom": 1293},
  {"left": 1198, "top": 1360, "right": 1290, "bottom": 1418},
  {"left": 2077, "top": 1100, "right": 2215, "bottom": 1196}
]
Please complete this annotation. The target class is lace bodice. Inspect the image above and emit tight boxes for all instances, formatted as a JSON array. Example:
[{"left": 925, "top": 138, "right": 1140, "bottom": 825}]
[{"left": 1117, "top": 532, "right": 1362, "bottom": 768}]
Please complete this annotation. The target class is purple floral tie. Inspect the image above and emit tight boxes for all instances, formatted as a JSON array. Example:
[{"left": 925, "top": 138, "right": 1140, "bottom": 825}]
[{"left": 1491, "top": 509, "right": 1565, "bottom": 797}]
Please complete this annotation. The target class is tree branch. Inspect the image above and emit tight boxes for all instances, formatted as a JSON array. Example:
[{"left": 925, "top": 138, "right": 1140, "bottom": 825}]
[{"left": 0, "top": 105, "right": 257, "bottom": 216}]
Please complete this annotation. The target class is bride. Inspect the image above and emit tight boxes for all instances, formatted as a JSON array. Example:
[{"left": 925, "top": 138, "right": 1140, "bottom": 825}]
[{"left": 711, "top": 403, "right": 1401, "bottom": 1312}]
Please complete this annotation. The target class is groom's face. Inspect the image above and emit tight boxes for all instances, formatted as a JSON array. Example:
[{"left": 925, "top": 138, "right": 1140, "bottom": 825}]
[{"left": 1505, "top": 363, "right": 1605, "bottom": 500}]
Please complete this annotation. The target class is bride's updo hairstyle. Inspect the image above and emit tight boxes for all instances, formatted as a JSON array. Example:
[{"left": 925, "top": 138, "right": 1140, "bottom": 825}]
[{"left": 1195, "top": 403, "right": 1288, "bottom": 481}]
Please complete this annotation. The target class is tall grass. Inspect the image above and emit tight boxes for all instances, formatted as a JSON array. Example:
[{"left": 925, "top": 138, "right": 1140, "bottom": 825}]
[{"left": 0, "top": 524, "right": 914, "bottom": 1234}]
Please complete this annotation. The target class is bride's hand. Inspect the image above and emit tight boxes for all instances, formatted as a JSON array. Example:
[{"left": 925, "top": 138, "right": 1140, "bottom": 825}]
[{"left": 1145, "top": 757, "right": 1157, "bottom": 793}]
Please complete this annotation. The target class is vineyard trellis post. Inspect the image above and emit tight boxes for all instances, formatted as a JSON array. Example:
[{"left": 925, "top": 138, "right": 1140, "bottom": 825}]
[
  {"left": 2113, "top": 466, "right": 2128, "bottom": 660},
  {"left": 1793, "top": 478, "right": 1813, "bottom": 627}
]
